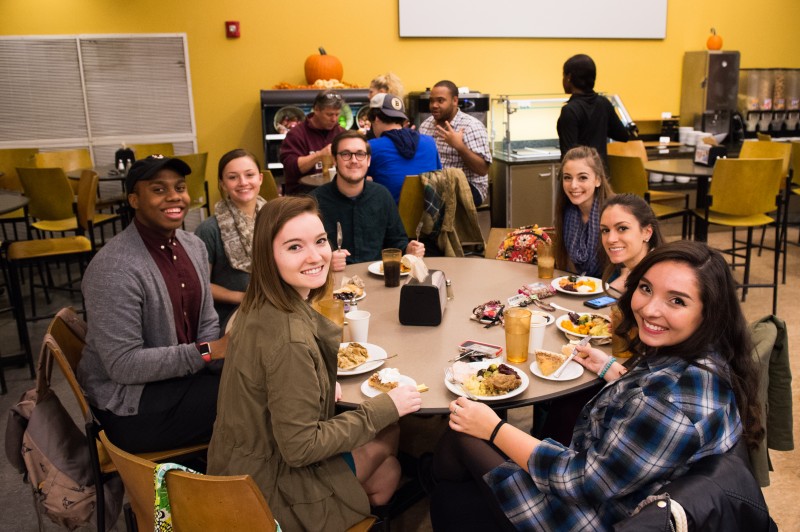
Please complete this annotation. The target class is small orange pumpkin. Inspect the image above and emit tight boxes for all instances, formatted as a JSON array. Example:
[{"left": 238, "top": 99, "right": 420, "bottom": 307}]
[
  {"left": 706, "top": 28, "right": 723, "bottom": 51},
  {"left": 304, "top": 47, "right": 343, "bottom": 84}
]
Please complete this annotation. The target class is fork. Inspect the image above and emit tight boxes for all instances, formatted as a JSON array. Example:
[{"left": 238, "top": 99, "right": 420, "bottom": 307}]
[
  {"left": 415, "top": 219, "right": 423, "bottom": 242},
  {"left": 445, "top": 366, "right": 478, "bottom": 400}
]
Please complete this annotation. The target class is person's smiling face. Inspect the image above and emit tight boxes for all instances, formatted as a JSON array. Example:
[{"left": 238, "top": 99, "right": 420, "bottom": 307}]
[
  {"left": 272, "top": 212, "right": 331, "bottom": 299},
  {"left": 128, "top": 169, "right": 189, "bottom": 237},
  {"left": 600, "top": 204, "right": 653, "bottom": 269},
  {"left": 220, "top": 156, "right": 262, "bottom": 209},
  {"left": 562, "top": 158, "right": 601, "bottom": 212},
  {"left": 632, "top": 261, "right": 703, "bottom": 348}
]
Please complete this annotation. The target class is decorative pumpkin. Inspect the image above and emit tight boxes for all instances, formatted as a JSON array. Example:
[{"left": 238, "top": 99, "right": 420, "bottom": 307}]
[
  {"left": 304, "top": 47, "right": 343, "bottom": 84},
  {"left": 706, "top": 28, "right": 723, "bottom": 51}
]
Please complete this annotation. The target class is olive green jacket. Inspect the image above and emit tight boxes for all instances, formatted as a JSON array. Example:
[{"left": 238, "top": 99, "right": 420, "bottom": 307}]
[{"left": 207, "top": 298, "right": 399, "bottom": 531}]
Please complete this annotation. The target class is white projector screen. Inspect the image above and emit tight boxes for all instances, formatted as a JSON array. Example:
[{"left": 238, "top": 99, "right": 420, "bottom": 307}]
[{"left": 399, "top": 0, "right": 668, "bottom": 39}]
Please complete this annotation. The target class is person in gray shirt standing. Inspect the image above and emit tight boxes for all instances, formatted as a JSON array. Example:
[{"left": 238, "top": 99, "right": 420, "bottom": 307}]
[{"left": 77, "top": 155, "right": 228, "bottom": 453}]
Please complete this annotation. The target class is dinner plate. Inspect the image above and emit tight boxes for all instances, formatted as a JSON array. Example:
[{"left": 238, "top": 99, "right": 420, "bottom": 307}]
[
  {"left": 444, "top": 360, "right": 529, "bottom": 401},
  {"left": 551, "top": 275, "right": 604, "bottom": 296},
  {"left": 333, "top": 289, "right": 366, "bottom": 302},
  {"left": 469, "top": 310, "right": 553, "bottom": 326},
  {"left": 361, "top": 374, "right": 416, "bottom": 397},
  {"left": 367, "top": 261, "right": 411, "bottom": 277},
  {"left": 530, "top": 360, "right": 584, "bottom": 381},
  {"left": 338, "top": 342, "right": 388, "bottom": 376},
  {"left": 555, "top": 313, "right": 612, "bottom": 339}
]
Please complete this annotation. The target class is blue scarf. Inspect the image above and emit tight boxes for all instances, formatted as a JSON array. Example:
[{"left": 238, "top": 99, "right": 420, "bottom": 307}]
[{"left": 563, "top": 196, "right": 601, "bottom": 277}]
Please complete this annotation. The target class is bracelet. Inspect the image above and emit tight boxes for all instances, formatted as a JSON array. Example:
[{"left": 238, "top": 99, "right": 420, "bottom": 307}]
[
  {"left": 489, "top": 420, "right": 507, "bottom": 444},
  {"left": 598, "top": 357, "right": 616, "bottom": 379}
]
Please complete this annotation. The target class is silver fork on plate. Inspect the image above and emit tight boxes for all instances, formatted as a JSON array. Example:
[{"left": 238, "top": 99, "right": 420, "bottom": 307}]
[{"left": 445, "top": 366, "right": 478, "bottom": 400}]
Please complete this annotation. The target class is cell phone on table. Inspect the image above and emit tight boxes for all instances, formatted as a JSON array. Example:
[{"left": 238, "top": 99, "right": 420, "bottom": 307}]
[
  {"left": 583, "top": 295, "right": 617, "bottom": 309},
  {"left": 458, "top": 340, "right": 503, "bottom": 359}
]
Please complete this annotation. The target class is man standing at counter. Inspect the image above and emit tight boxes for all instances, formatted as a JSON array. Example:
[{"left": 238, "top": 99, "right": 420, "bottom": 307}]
[
  {"left": 311, "top": 131, "right": 424, "bottom": 271},
  {"left": 419, "top": 80, "right": 491, "bottom": 208},
  {"left": 557, "top": 54, "right": 629, "bottom": 164},
  {"left": 280, "top": 89, "right": 346, "bottom": 195}
]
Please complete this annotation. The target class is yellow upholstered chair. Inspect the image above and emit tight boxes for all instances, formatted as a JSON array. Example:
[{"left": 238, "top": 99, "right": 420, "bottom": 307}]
[
  {"left": 692, "top": 158, "right": 783, "bottom": 314},
  {"left": 398, "top": 175, "right": 424, "bottom": 239},
  {"left": 260, "top": 169, "right": 280, "bottom": 201},
  {"left": 606, "top": 141, "right": 687, "bottom": 205},
  {"left": 176, "top": 152, "right": 210, "bottom": 217},
  {"left": 0, "top": 148, "right": 38, "bottom": 239},
  {"left": 128, "top": 142, "right": 174, "bottom": 158},
  {"left": 99, "top": 431, "right": 375, "bottom": 532},
  {"left": 35, "top": 148, "right": 93, "bottom": 194},
  {"left": 607, "top": 155, "right": 690, "bottom": 238}
]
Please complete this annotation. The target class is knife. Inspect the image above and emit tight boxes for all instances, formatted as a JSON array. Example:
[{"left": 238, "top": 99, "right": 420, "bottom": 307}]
[
  {"left": 336, "top": 222, "right": 343, "bottom": 251},
  {"left": 415, "top": 219, "right": 423, "bottom": 242},
  {"left": 553, "top": 335, "right": 591, "bottom": 379}
]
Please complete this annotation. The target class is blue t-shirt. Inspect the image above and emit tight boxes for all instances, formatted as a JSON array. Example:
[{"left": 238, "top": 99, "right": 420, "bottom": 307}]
[{"left": 368, "top": 131, "right": 441, "bottom": 203}]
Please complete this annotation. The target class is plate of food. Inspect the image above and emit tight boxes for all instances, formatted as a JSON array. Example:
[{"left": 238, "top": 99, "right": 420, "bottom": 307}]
[
  {"left": 551, "top": 275, "right": 604, "bottom": 295},
  {"left": 445, "top": 360, "right": 529, "bottom": 401},
  {"left": 367, "top": 261, "right": 411, "bottom": 277},
  {"left": 530, "top": 348, "right": 585, "bottom": 381},
  {"left": 333, "top": 285, "right": 366, "bottom": 301},
  {"left": 556, "top": 312, "right": 612, "bottom": 341},
  {"left": 337, "top": 342, "right": 388, "bottom": 376},
  {"left": 361, "top": 368, "right": 416, "bottom": 397}
]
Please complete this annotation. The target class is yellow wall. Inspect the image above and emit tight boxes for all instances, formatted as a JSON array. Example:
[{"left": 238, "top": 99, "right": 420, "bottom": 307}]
[{"left": 3, "top": 0, "right": 800, "bottom": 198}]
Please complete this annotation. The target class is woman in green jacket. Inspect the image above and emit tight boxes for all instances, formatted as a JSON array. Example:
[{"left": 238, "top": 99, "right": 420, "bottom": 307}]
[{"left": 208, "top": 196, "right": 421, "bottom": 531}]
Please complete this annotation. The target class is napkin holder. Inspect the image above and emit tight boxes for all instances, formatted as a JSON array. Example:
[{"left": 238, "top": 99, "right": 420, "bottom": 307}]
[
  {"left": 694, "top": 143, "right": 726, "bottom": 167},
  {"left": 399, "top": 270, "right": 447, "bottom": 326}
]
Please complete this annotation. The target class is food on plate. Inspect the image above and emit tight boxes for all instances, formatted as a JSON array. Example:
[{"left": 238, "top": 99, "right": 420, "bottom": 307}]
[
  {"left": 333, "top": 275, "right": 365, "bottom": 300},
  {"left": 379, "top": 262, "right": 411, "bottom": 274},
  {"left": 535, "top": 349, "right": 567, "bottom": 376},
  {"left": 558, "top": 276, "right": 598, "bottom": 293},
  {"left": 456, "top": 362, "right": 522, "bottom": 396},
  {"left": 368, "top": 368, "right": 402, "bottom": 392},
  {"left": 337, "top": 342, "right": 368, "bottom": 370},
  {"left": 561, "top": 313, "right": 611, "bottom": 337}
]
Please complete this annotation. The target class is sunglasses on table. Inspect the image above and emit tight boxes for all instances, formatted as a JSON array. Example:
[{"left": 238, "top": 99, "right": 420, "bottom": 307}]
[{"left": 337, "top": 151, "right": 368, "bottom": 161}]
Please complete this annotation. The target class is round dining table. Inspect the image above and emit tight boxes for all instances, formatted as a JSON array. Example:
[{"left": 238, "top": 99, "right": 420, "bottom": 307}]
[
  {"left": 298, "top": 171, "right": 333, "bottom": 188},
  {"left": 644, "top": 158, "right": 715, "bottom": 241},
  {"left": 0, "top": 191, "right": 29, "bottom": 215},
  {"left": 336, "top": 257, "right": 610, "bottom": 414}
]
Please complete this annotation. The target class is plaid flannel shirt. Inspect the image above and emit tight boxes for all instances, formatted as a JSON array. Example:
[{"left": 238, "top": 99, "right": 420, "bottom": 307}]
[
  {"left": 419, "top": 110, "right": 491, "bottom": 203},
  {"left": 485, "top": 353, "right": 742, "bottom": 531}
]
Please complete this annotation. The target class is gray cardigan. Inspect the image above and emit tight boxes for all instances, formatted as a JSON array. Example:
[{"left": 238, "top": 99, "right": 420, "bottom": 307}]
[{"left": 77, "top": 223, "right": 220, "bottom": 416}]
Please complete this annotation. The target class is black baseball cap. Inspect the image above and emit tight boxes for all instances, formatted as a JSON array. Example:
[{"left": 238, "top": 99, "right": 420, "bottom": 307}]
[
  {"left": 369, "top": 93, "right": 408, "bottom": 121},
  {"left": 125, "top": 155, "right": 192, "bottom": 193}
]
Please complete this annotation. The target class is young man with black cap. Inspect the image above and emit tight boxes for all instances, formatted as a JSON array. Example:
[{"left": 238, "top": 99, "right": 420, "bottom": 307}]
[
  {"left": 367, "top": 93, "right": 441, "bottom": 203},
  {"left": 77, "top": 155, "right": 228, "bottom": 453}
]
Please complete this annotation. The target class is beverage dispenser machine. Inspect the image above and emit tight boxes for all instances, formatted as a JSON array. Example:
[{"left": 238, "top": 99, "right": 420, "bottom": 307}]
[{"left": 679, "top": 51, "right": 741, "bottom": 139}]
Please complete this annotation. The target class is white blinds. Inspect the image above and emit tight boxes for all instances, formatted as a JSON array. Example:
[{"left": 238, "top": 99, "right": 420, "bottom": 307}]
[{"left": 0, "top": 34, "right": 196, "bottom": 163}]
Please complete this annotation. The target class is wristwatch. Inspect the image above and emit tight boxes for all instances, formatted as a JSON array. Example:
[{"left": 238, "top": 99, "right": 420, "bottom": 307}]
[{"left": 197, "top": 342, "right": 212, "bottom": 363}]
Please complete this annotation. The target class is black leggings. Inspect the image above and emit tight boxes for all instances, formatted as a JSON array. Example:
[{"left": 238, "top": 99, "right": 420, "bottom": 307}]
[{"left": 430, "top": 430, "right": 516, "bottom": 531}]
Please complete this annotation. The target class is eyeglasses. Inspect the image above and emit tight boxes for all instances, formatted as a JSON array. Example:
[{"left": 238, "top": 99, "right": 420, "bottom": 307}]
[
  {"left": 324, "top": 93, "right": 343, "bottom": 101},
  {"left": 337, "top": 151, "right": 368, "bottom": 161}
]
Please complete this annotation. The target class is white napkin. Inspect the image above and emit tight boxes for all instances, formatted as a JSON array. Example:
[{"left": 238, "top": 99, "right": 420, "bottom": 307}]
[{"left": 403, "top": 254, "right": 428, "bottom": 282}]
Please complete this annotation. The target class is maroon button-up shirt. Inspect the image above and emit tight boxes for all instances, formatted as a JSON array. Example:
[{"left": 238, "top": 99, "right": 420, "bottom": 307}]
[{"left": 134, "top": 218, "right": 202, "bottom": 344}]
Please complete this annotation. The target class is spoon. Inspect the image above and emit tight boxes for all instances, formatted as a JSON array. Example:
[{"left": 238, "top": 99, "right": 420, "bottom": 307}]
[{"left": 550, "top": 302, "right": 583, "bottom": 315}]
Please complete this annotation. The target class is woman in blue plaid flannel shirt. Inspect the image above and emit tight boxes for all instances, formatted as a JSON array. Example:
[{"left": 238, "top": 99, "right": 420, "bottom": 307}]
[{"left": 430, "top": 241, "right": 763, "bottom": 531}]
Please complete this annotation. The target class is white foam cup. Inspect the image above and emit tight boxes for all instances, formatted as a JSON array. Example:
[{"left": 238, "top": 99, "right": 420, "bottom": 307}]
[
  {"left": 346, "top": 310, "right": 370, "bottom": 343},
  {"left": 529, "top": 314, "right": 548, "bottom": 352}
]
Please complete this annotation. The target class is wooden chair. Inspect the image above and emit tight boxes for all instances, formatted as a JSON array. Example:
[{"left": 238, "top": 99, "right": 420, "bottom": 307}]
[
  {"left": 128, "top": 142, "right": 174, "bottom": 158},
  {"left": 606, "top": 140, "right": 688, "bottom": 205},
  {"left": 691, "top": 158, "right": 783, "bottom": 314},
  {"left": 46, "top": 308, "right": 209, "bottom": 532},
  {"left": 176, "top": 152, "right": 210, "bottom": 217},
  {"left": 398, "top": 175, "right": 424, "bottom": 239},
  {"left": 485, "top": 227, "right": 512, "bottom": 259},
  {"left": 0, "top": 148, "right": 38, "bottom": 239},
  {"left": 607, "top": 155, "right": 690, "bottom": 238},
  {"left": 35, "top": 148, "right": 93, "bottom": 194},
  {"left": 99, "top": 430, "right": 375, "bottom": 532},
  {"left": 260, "top": 169, "right": 280, "bottom": 201}
]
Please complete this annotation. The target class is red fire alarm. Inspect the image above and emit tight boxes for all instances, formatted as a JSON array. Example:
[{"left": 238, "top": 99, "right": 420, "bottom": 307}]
[{"left": 225, "top": 21, "right": 240, "bottom": 39}]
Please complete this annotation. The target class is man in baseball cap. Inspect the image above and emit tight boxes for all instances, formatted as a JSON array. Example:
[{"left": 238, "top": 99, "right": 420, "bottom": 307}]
[
  {"left": 78, "top": 153, "right": 228, "bottom": 453},
  {"left": 367, "top": 93, "right": 441, "bottom": 202}
]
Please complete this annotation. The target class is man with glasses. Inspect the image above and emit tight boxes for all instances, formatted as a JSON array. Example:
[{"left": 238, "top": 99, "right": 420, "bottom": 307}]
[
  {"left": 311, "top": 131, "right": 425, "bottom": 271},
  {"left": 367, "top": 93, "right": 441, "bottom": 203},
  {"left": 280, "top": 89, "right": 346, "bottom": 195}
]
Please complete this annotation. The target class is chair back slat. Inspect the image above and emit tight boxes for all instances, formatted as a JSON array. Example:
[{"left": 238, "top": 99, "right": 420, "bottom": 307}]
[
  {"left": 607, "top": 155, "right": 648, "bottom": 197},
  {"left": 607, "top": 140, "right": 648, "bottom": 162},
  {"left": 398, "top": 175, "right": 424, "bottom": 238},
  {"left": 708, "top": 158, "right": 783, "bottom": 216},
  {"left": 789, "top": 141, "right": 800, "bottom": 187},
  {"left": 129, "top": 143, "right": 175, "bottom": 158},
  {"left": 0, "top": 148, "right": 38, "bottom": 191},
  {"left": 76, "top": 170, "right": 99, "bottom": 231},
  {"left": 176, "top": 153, "right": 209, "bottom": 208},
  {"left": 738, "top": 141, "right": 792, "bottom": 179},
  {"left": 17, "top": 167, "right": 76, "bottom": 221},
  {"left": 260, "top": 170, "right": 280, "bottom": 201}
]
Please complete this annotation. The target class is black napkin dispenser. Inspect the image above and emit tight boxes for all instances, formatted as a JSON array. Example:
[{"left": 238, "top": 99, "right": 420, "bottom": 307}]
[
  {"left": 694, "top": 143, "right": 727, "bottom": 167},
  {"left": 399, "top": 270, "right": 447, "bottom": 326}
]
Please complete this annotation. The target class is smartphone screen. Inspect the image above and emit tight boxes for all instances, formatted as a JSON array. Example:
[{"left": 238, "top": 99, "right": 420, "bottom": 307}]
[{"left": 583, "top": 296, "right": 617, "bottom": 309}]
